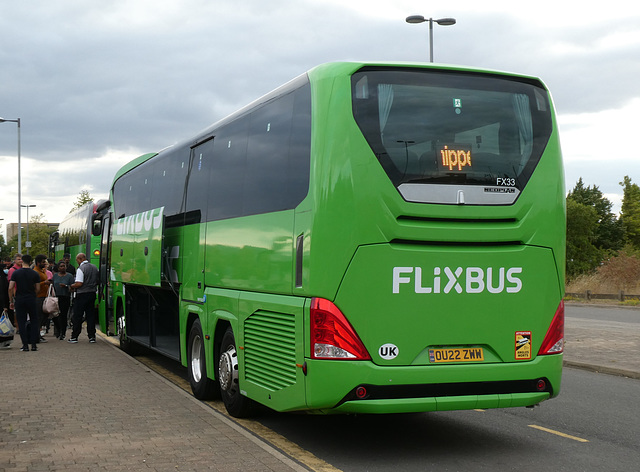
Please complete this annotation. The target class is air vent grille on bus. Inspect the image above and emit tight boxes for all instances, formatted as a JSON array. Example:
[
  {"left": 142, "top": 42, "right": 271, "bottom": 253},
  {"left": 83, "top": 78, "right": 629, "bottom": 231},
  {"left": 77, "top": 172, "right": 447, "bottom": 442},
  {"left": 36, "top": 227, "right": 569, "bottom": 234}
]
[{"left": 244, "top": 310, "right": 297, "bottom": 391}]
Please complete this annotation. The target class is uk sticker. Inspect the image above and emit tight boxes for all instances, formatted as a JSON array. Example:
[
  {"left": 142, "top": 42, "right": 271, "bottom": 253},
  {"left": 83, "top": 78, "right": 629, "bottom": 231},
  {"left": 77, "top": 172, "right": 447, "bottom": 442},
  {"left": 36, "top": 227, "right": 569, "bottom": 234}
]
[
  {"left": 515, "top": 331, "right": 532, "bottom": 360},
  {"left": 379, "top": 343, "right": 399, "bottom": 360}
]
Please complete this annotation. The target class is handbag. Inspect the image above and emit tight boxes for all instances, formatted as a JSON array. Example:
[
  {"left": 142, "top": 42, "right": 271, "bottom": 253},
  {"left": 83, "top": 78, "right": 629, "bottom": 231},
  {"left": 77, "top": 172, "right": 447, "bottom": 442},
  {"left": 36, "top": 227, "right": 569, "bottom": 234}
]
[
  {"left": 0, "top": 310, "right": 15, "bottom": 336},
  {"left": 43, "top": 284, "right": 60, "bottom": 317}
]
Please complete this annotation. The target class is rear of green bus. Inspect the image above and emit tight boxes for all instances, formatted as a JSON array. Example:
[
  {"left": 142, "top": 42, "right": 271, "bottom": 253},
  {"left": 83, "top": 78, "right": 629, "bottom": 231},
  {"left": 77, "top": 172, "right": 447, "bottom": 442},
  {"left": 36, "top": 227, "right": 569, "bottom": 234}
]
[{"left": 300, "top": 63, "right": 564, "bottom": 413}]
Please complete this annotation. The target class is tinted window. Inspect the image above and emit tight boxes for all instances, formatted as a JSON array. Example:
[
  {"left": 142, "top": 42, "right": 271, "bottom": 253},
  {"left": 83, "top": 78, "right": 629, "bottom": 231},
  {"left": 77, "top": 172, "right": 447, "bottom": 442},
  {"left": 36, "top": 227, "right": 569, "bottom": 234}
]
[
  {"left": 208, "top": 118, "right": 248, "bottom": 221},
  {"left": 244, "top": 92, "right": 296, "bottom": 215},
  {"left": 206, "top": 81, "right": 311, "bottom": 221},
  {"left": 113, "top": 163, "right": 151, "bottom": 218},
  {"left": 352, "top": 68, "right": 553, "bottom": 204},
  {"left": 287, "top": 84, "right": 312, "bottom": 207},
  {"left": 150, "top": 148, "right": 189, "bottom": 218},
  {"left": 186, "top": 138, "right": 214, "bottom": 223}
]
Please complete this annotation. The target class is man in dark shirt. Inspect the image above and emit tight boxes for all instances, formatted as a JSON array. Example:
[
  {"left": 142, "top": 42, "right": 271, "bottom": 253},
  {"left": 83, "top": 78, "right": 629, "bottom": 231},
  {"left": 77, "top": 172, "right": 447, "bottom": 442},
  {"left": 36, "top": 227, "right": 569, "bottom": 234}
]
[{"left": 8, "top": 254, "right": 41, "bottom": 351}]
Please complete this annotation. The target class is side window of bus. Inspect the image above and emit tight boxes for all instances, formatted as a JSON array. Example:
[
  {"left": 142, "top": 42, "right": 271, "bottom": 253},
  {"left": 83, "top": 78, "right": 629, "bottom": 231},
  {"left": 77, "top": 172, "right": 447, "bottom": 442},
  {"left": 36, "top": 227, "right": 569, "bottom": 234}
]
[
  {"left": 113, "top": 165, "right": 151, "bottom": 218},
  {"left": 150, "top": 148, "right": 189, "bottom": 219},
  {"left": 186, "top": 138, "right": 215, "bottom": 223},
  {"left": 204, "top": 83, "right": 311, "bottom": 221},
  {"left": 208, "top": 119, "right": 248, "bottom": 221},
  {"left": 288, "top": 83, "right": 312, "bottom": 203},
  {"left": 243, "top": 92, "right": 296, "bottom": 215}
]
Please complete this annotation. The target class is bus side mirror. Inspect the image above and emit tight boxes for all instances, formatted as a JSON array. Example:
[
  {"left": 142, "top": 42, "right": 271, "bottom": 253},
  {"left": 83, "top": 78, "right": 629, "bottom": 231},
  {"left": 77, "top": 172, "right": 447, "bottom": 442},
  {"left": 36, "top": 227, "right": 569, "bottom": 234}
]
[{"left": 91, "top": 216, "right": 102, "bottom": 237}]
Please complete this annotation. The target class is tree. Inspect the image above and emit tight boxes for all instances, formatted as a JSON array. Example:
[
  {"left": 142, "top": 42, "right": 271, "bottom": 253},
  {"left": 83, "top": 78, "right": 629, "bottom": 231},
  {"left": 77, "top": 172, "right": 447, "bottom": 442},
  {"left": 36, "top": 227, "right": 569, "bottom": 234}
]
[
  {"left": 620, "top": 176, "right": 640, "bottom": 248},
  {"left": 70, "top": 190, "right": 93, "bottom": 213},
  {"left": 4, "top": 213, "right": 55, "bottom": 258},
  {"left": 566, "top": 199, "right": 602, "bottom": 279},
  {"left": 567, "top": 178, "right": 623, "bottom": 252},
  {"left": 596, "top": 249, "right": 640, "bottom": 291}
]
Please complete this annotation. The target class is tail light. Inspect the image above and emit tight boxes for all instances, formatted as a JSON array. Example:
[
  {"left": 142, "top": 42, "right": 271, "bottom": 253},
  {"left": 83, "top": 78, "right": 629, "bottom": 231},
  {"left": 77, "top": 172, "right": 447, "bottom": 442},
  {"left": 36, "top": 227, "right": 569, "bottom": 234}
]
[
  {"left": 310, "top": 298, "right": 370, "bottom": 360},
  {"left": 538, "top": 300, "right": 564, "bottom": 355}
]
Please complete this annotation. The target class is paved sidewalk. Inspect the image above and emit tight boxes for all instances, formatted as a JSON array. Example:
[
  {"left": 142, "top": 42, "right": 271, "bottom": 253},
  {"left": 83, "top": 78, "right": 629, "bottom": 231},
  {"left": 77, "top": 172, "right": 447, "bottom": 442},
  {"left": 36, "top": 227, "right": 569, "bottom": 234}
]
[{"left": 0, "top": 332, "right": 307, "bottom": 472}]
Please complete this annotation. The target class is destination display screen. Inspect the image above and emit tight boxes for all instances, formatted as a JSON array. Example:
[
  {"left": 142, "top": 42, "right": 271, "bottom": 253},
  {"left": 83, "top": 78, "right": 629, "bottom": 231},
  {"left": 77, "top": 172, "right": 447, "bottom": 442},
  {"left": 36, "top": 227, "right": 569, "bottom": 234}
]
[{"left": 439, "top": 144, "right": 472, "bottom": 172}]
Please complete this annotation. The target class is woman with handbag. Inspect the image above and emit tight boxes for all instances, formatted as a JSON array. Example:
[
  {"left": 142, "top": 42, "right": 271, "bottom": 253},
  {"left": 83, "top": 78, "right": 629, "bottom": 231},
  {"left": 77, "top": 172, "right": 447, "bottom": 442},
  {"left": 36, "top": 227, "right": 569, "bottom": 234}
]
[{"left": 52, "top": 261, "right": 74, "bottom": 341}]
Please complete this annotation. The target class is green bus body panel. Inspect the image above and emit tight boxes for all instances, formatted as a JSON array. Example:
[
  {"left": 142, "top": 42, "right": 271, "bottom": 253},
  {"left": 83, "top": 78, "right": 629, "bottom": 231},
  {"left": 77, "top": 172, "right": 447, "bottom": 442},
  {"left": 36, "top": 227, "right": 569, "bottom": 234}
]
[
  {"left": 336, "top": 244, "right": 560, "bottom": 367},
  {"left": 204, "top": 211, "right": 295, "bottom": 294},
  {"left": 111, "top": 207, "right": 164, "bottom": 286},
  {"left": 181, "top": 223, "right": 206, "bottom": 303}
]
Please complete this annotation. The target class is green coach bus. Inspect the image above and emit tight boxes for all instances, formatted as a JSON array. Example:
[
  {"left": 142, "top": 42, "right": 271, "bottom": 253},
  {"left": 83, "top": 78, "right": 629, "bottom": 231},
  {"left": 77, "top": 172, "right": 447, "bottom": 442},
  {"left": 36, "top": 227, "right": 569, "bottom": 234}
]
[
  {"left": 52, "top": 201, "right": 101, "bottom": 269},
  {"left": 94, "top": 61, "right": 565, "bottom": 417}
]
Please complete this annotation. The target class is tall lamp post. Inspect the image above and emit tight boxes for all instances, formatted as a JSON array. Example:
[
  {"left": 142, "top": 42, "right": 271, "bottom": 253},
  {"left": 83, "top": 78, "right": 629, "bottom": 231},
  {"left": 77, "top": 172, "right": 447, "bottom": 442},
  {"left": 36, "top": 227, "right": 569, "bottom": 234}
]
[
  {"left": 405, "top": 15, "right": 456, "bottom": 63},
  {"left": 0, "top": 117, "right": 22, "bottom": 253},
  {"left": 21, "top": 204, "right": 36, "bottom": 254}
]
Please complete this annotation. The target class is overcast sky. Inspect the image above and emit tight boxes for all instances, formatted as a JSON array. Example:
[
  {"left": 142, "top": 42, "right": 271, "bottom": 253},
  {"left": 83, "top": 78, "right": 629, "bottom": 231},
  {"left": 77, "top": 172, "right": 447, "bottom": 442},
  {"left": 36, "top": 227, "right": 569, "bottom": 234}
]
[{"left": 1, "top": 0, "right": 639, "bottom": 242}]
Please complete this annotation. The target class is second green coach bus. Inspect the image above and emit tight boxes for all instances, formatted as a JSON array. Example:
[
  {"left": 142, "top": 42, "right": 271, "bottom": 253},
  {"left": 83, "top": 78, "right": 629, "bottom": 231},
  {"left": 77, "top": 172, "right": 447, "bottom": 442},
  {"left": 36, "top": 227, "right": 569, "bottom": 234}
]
[
  {"left": 53, "top": 201, "right": 101, "bottom": 266},
  {"left": 94, "top": 61, "right": 565, "bottom": 417}
]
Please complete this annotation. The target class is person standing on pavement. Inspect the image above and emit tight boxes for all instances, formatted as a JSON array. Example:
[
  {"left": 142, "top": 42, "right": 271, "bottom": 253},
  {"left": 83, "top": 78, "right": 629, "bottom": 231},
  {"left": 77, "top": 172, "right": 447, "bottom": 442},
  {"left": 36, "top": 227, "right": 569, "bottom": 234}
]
[
  {"left": 69, "top": 253, "right": 98, "bottom": 344},
  {"left": 33, "top": 254, "right": 51, "bottom": 343},
  {"left": 4, "top": 255, "right": 22, "bottom": 335},
  {"left": 8, "top": 254, "right": 41, "bottom": 351},
  {"left": 52, "top": 261, "right": 74, "bottom": 340},
  {"left": 63, "top": 253, "right": 76, "bottom": 277},
  {"left": 7, "top": 254, "right": 22, "bottom": 281},
  {"left": 0, "top": 261, "right": 13, "bottom": 348}
]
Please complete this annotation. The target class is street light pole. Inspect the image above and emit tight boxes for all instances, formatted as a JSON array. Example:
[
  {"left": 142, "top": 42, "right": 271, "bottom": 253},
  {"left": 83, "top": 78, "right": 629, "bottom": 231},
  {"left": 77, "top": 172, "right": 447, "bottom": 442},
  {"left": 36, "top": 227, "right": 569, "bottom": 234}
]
[
  {"left": 0, "top": 117, "right": 22, "bottom": 253},
  {"left": 21, "top": 204, "right": 36, "bottom": 255},
  {"left": 405, "top": 15, "right": 457, "bottom": 63}
]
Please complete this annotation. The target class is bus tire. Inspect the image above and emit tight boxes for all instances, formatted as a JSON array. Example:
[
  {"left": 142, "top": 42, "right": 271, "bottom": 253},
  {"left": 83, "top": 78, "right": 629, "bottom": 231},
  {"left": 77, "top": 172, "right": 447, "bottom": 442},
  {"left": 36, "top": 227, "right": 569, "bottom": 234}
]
[
  {"left": 218, "top": 327, "right": 255, "bottom": 417},
  {"left": 188, "top": 319, "right": 218, "bottom": 400}
]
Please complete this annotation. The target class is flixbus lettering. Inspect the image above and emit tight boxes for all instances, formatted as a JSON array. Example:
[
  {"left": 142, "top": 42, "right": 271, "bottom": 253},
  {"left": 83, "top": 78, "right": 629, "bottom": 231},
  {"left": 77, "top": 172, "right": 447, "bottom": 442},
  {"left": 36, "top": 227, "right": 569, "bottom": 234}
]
[
  {"left": 116, "top": 207, "right": 164, "bottom": 236},
  {"left": 392, "top": 266, "right": 523, "bottom": 294}
]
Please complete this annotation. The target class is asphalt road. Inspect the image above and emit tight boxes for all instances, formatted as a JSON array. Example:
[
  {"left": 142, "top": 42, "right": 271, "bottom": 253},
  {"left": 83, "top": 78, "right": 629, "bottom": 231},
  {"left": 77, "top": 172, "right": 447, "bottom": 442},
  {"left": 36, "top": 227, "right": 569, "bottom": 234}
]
[
  {"left": 565, "top": 303, "right": 640, "bottom": 323},
  {"left": 564, "top": 303, "right": 640, "bottom": 376}
]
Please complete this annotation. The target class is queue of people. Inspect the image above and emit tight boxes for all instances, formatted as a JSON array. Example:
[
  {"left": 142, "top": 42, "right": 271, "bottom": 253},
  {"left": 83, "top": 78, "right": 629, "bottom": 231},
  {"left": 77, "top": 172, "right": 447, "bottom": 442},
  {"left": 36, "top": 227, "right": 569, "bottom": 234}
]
[{"left": 2, "top": 252, "right": 98, "bottom": 351}]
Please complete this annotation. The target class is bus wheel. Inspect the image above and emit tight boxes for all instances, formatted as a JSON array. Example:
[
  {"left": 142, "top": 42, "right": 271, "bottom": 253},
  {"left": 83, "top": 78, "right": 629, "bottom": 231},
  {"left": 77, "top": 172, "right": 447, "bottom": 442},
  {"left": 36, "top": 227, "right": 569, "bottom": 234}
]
[
  {"left": 218, "top": 327, "right": 255, "bottom": 417},
  {"left": 187, "top": 319, "right": 218, "bottom": 400}
]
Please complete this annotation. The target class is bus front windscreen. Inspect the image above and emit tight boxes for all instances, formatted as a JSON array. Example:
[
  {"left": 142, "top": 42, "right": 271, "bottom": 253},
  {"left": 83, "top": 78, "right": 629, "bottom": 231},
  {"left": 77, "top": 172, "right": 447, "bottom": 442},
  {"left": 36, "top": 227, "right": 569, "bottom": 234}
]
[{"left": 351, "top": 68, "right": 553, "bottom": 205}]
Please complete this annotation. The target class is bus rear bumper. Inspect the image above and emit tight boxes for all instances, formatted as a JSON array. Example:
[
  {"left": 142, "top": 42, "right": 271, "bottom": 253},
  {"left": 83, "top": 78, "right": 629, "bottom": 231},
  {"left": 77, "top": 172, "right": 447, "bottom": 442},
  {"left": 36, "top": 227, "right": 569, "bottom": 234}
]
[
  {"left": 304, "top": 354, "right": 562, "bottom": 414},
  {"left": 328, "top": 392, "right": 550, "bottom": 414}
]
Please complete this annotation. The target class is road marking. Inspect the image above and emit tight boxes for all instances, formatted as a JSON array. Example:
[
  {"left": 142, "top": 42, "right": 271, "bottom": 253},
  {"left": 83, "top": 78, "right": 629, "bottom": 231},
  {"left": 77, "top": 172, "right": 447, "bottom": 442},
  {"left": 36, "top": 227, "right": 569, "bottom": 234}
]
[
  {"left": 528, "top": 424, "right": 589, "bottom": 442},
  {"left": 135, "top": 355, "right": 342, "bottom": 472}
]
